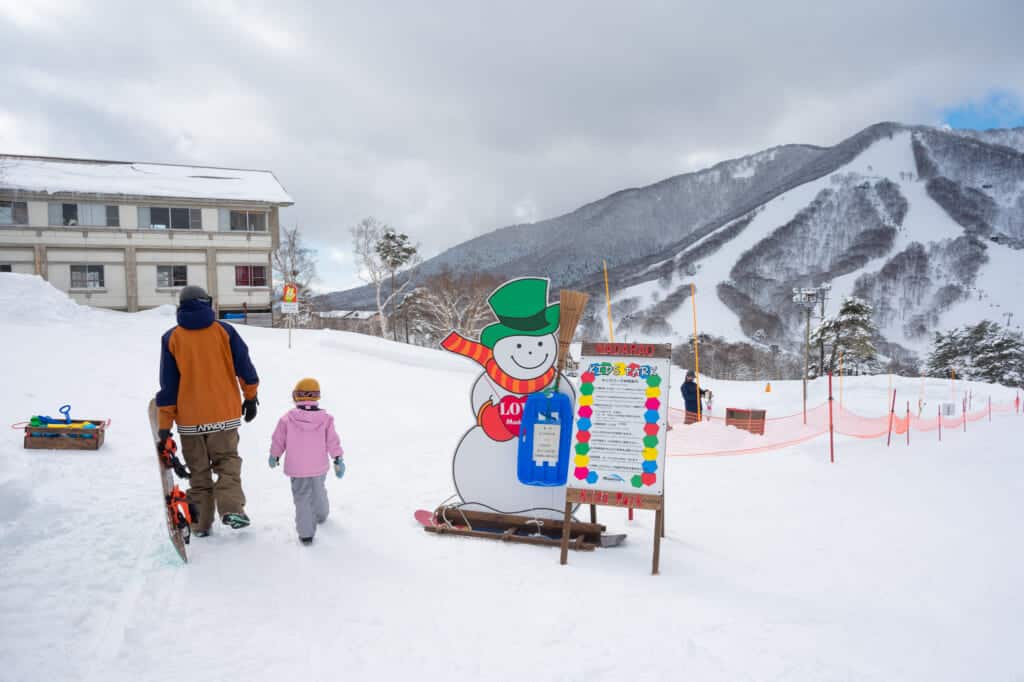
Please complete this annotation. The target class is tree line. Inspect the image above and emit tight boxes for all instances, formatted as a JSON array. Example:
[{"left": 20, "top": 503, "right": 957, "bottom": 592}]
[{"left": 276, "top": 221, "right": 1024, "bottom": 386}]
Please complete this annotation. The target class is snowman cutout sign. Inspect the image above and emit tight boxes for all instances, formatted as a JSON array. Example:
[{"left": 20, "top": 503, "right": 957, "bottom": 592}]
[{"left": 441, "top": 277, "right": 576, "bottom": 518}]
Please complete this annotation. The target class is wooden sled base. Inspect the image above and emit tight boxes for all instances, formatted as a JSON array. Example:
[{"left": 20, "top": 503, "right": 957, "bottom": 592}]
[{"left": 417, "top": 506, "right": 626, "bottom": 552}]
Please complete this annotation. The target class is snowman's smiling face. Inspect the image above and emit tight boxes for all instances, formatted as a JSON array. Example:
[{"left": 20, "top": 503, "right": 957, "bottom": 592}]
[{"left": 492, "top": 333, "right": 558, "bottom": 380}]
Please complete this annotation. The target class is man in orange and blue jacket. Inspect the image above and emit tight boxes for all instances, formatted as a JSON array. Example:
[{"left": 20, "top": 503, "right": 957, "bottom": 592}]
[{"left": 156, "top": 286, "right": 259, "bottom": 535}]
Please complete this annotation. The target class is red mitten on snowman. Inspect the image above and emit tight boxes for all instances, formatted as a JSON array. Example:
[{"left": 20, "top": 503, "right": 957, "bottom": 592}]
[{"left": 476, "top": 399, "right": 516, "bottom": 442}]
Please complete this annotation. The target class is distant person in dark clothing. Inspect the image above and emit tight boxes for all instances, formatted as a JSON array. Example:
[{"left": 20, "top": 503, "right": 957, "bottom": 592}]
[{"left": 681, "top": 369, "right": 709, "bottom": 424}]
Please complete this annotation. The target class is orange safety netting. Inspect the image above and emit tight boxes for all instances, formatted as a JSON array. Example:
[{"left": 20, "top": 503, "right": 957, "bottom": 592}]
[{"left": 666, "top": 396, "right": 1020, "bottom": 458}]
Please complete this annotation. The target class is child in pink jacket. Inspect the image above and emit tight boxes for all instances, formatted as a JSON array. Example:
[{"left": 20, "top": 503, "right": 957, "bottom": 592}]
[{"left": 268, "top": 378, "right": 344, "bottom": 545}]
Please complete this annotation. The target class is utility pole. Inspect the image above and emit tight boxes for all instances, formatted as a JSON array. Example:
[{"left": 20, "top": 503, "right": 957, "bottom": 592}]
[
  {"left": 793, "top": 287, "right": 819, "bottom": 425},
  {"left": 817, "top": 283, "right": 831, "bottom": 374}
]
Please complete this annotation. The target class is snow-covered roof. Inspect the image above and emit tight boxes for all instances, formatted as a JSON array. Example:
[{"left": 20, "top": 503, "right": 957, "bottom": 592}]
[
  {"left": 0, "top": 154, "right": 293, "bottom": 205},
  {"left": 318, "top": 310, "right": 378, "bottom": 319}
]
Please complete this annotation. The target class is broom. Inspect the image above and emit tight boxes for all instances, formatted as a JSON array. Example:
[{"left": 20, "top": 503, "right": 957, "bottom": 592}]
[{"left": 554, "top": 289, "right": 590, "bottom": 391}]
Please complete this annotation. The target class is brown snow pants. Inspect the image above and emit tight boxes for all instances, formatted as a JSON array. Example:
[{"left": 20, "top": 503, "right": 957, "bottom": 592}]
[{"left": 181, "top": 428, "right": 245, "bottom": 531}]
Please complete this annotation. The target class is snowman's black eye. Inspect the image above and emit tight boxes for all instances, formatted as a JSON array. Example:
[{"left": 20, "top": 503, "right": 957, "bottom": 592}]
[
  {"left": 537, "top": 341, "right": 543, "bottom": 347},
  {"left": 516, "top": 343, "right": 522, "bottom": 349}
]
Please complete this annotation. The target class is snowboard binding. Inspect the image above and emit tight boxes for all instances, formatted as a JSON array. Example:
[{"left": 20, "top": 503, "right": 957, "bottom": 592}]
[
  {"left": 166, "top": 485, "right": 194, "bottom": 545},
  {"left": 158, "top": 433, "right": 192, "bottom": 479}
]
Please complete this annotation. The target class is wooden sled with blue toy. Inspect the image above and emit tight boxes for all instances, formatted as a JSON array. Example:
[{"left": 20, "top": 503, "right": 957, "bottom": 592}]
[{"left": 17, "top": 405, "right": 109, "bottom": 451}]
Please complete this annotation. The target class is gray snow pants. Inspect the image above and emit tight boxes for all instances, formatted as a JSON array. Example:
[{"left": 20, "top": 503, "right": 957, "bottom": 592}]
[{"left": 291, "top": 474, "right": 329, "bottom": 539}]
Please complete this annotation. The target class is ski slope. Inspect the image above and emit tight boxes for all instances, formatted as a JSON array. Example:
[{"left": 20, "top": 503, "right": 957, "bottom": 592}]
[
  {"left": 606, "top": 130, "right": 1024, "bottom": 357},
  {"left": 1, "top": 274, "right": 1022, "bottom": 682}
]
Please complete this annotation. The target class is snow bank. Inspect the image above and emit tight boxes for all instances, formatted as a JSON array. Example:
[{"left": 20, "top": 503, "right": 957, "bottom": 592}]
[{"left": 0, "top": 273, "right": 97, "bottom": 325}]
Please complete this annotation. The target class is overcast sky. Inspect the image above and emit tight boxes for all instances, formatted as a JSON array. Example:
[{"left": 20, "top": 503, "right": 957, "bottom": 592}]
[{"left": 2, "top": 1, "right": 1022, "bottom": 291}]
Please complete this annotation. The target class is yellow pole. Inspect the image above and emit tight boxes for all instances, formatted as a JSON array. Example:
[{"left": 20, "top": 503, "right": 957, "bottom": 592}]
[
  {"left": 603, "top": 260, "right": 615, "bottom": 343},
  {"left": 691, "top": 283, "right": 701, "bottom": 421}
]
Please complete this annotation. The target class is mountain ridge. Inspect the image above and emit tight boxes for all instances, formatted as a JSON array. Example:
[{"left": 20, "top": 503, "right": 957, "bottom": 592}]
[{"left": 319, "top": 121, "right": 1024, "bottom": 363}]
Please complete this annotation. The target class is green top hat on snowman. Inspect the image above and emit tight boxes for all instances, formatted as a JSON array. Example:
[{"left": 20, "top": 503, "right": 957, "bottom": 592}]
[{"left": 480, "top": 278, "right": 560, "bottom": 349}]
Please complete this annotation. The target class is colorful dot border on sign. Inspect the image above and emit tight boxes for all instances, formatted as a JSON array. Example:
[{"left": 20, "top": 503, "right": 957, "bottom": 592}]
[
  {"left": 633, "top": 373, "right": 661, "bottom": 488},
  {"left": 577, "top": 369, "right": 663, "bottom": 489},
  {"left": 574, "top": 372, "right": 596, "bottom": 483}
]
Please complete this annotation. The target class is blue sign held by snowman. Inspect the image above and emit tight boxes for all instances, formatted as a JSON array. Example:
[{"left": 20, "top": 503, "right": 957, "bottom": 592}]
[{"left": 517, "top": 390, "right": 573, "bottom": 486}]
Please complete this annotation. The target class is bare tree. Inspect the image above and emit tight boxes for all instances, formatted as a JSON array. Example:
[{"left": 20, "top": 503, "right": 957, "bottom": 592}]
[
  {"left": 403, "top": 268, "right": 501, "bottom": 346},
  {"left": 350, "top": 217, "right": 420, "bottom": 338},
  {"left": 272, "top": 225, "right": 318, "bottom": 326}
]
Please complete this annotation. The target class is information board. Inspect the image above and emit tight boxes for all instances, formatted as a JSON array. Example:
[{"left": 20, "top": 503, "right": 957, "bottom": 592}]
[
  {"left": 281, "top": 283, "right": 299, "bottom": 314},
  {"left": 569, "top": 342, "right": 672, "bottom": 496}
]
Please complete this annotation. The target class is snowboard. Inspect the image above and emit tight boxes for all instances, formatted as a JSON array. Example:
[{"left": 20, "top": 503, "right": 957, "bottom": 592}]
[{"left": 148, "top": 399, "right": 190, "bottom": 563}]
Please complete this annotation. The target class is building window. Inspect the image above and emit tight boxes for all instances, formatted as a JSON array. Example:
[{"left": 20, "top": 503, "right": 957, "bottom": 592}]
[
  {"left": 140, "top": 207, "right": 202, "bottom": 229},
  {"left": 70, "top": 265, "right": 105, "bottom": 289},
  {"left": 149, "top": 207, "right": 169, "bottom": 229},
  {"left": 235, "top": 265, "right": 267, "bottom": 287},
  {"left": 62, "top": 203, "right": 79, "bottom": 226},
  {"left": 0, "top": 264, "right": 12, "bottom": 273},
  {"left": 229, "top": 210, "right": 267, "bottom": 232},
  {"left": 0, "top": 201, "right": 29, "bottom": 226},
  {"left": 49, "top": 203, "right": 113, "bottom": 227},
  {"left": 157, "top": 265, "right": 188, "bottom": 288}
]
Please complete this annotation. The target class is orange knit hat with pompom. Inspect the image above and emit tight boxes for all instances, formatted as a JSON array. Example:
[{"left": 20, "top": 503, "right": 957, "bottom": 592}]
[{"left": 292, "top": 377, "right": 320, "bottom": 403}]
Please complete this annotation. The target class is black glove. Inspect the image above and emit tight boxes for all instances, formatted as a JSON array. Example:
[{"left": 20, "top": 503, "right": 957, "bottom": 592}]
[
  {"left": 242, "top": 396, "right": 259, "bottom": 423},
  {"left": 156, "top": 429, "right": 173, "bottom": 455}
]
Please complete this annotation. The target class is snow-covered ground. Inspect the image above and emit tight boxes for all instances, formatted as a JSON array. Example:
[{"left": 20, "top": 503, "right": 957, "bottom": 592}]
[{"left": 1, "top": 273, "right": 1022, "bottom": 682}]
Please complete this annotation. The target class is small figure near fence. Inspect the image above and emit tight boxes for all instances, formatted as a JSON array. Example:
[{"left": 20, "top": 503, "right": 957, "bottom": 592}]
[{"left": 681, "top": 370, "right": 711, "bottom": 424}]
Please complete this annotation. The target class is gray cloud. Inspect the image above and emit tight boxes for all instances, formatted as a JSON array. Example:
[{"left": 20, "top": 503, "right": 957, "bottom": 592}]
[{"left": 2, "top": 0, "right": 1022, "bottom": 289}]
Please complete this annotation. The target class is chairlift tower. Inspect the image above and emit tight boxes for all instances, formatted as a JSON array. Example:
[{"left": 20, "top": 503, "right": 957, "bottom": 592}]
[
  {"left": 817, "top": 283, "right": 831, "bottom": 372},
  {"left": 793, "top": 287, "right": 819, "bottom": 425}
]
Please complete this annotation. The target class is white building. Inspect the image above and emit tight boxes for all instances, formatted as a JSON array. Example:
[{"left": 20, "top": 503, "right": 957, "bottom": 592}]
[{"left": 0, "top": 154, "right": 293, "bottom": 314}]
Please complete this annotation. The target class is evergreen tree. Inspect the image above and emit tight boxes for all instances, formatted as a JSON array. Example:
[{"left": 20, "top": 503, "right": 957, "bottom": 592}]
[
  {"left": 376, "top": 228, "right": 419, "bottom": 340},
  {"left": 810, "top": 296, "right": 879, "bottom": 375},
  {"left": 926, "top": 321, "right": 1024, "bottom": 387},
  {"left": 350, "top": 217, "right": 420, "bottom": 338}
]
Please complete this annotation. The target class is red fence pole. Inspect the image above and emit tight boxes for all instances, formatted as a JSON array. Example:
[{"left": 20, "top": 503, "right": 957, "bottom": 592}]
[
  {"left": 937, "top": 404, "right": 941, "bottom": 442},
  {"left": 963, "top": 396, "right": 967, "bottom": 433},
  {"left": 886, "top": 390, "right": 897, "bottom": 447},
  {"left": 828, "top": 371, "right": 835, "bottom": 463},
  {"left": 906, "top": 401, "right": 910, "bottom": 446}
]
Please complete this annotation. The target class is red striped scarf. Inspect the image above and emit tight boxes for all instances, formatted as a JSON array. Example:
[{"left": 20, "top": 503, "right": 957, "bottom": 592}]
[{"left": 442, "top": 332, "right": 556, "bottom": 394}]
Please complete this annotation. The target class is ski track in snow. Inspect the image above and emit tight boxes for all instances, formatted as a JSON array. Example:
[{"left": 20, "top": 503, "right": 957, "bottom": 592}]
[{"left": 1, "top": 274, "right": 1023, "bottom": 682}]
